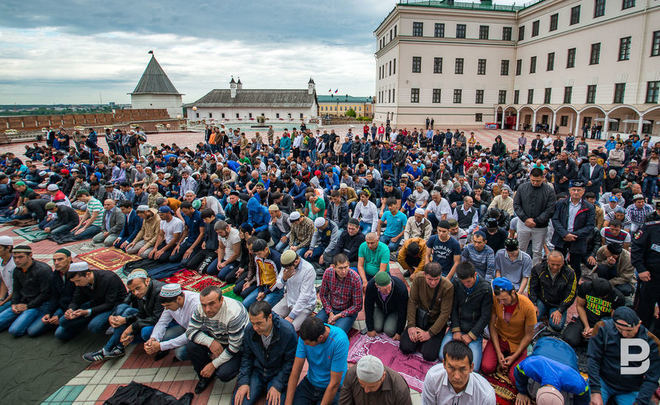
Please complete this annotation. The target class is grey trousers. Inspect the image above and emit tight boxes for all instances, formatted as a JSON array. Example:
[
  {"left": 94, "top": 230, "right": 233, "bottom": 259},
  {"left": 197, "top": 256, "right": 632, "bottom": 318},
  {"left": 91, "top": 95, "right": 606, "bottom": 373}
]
[
  {"left": 372, "top": 307, "right": 399, "bottom": 337},
  {"left": 272, "top": 294, "right": 315, "bottom": 331},
  {"left": 516, "top": 222, "right": 547, "bottom": 266},
  {"left": 126, "top": 239, "right": 153, "bottom": 258},
  {"left": 93, "top": 232, "right": 119, "bottom": 247}
]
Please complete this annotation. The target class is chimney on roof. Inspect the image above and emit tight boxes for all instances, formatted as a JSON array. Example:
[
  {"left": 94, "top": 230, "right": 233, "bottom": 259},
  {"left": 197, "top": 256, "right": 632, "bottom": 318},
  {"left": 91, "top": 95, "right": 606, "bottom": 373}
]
[
  {"left": 230, "top": 76, "right": 237, "bottom": 98},
  {"left": 308, "top": 78, "right": 315, "bottom": 95}
]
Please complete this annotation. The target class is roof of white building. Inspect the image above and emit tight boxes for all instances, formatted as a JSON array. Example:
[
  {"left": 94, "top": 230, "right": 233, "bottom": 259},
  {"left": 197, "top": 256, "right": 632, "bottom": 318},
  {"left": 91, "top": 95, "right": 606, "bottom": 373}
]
[
  {"left": 130, "top": 54, "right": 181, "bottom": 96},
  {"left": 187, "top": 89, "right": 317, "bottom": 108}
]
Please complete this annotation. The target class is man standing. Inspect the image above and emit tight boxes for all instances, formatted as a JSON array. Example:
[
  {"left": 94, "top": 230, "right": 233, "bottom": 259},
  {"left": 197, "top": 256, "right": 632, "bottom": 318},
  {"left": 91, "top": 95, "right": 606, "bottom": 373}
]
[
  {"left": 56, "top": 265, "right": 127, "bottom": 341},
  {"left": 513, "top": 167, "right": 557, "bottom": 266},
  {"left": 422, "top": 340, "right": 496, "bottom": 405},
  {"left": 551, "top": 180, "right": 595, "bottom": 279},
  {"left": 529, "top": 251, "right": 577, "bottom": 332},
  {"left": 400, "top": 262, "right": 454, "bottom": 361},
  {"left": 318, "top": 254, "right": 363, "bottom": 334},
  {"left": 285, "top": 316, "right": 349, "bottom": 405},
  {"left": 234, "top": 301, "right": 298, "bottom": 405},
  {"left": 186, "top": 285, "right": 248, "bottom": 394},
  {"left": 587, "top": 307, "right": 660, "bottom": 405},
  {"left": 144, "top": 283, "right": 200, "bottom": 361},
  {"left": 631, "top": 206, "right": 660, "bottom": 333},
  {"left": 273, "top": 250, "right": 317, "bottom": 331},
  {"left": 339, "top": 355, "right": 412, "bottom": 405},
  {"left": 0, "top": 245, "right": 51, "bottom": 337},
  {"left": 83, "top": 269, "right": 165, "bottom": 362},
  {"left": 578, "top": 154, "right": 604, "bottom": 197}
]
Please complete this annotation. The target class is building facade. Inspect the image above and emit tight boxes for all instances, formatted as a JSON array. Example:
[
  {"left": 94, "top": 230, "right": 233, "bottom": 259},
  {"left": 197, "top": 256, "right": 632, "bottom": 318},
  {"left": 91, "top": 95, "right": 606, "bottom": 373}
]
[
  {"left": 317, "top": 95, "right": 375, "bottom": 117},
  {"left": 130, "top": 53, "right": 183, "bottom": 119},
  {"left": 185, "top": 79, "right": 319, "bottom": 124},
  {"left": 374, "top": 0, "right": 660, "bottom": 136}
]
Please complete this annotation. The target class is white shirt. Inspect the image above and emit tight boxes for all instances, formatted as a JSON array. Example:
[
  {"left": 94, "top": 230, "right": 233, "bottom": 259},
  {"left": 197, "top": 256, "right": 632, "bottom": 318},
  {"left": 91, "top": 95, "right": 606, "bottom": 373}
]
[
  {"left": 151, "top": 291, "right": 200, "bottom": 351},
  {"left": 567, "top": 200, "right": 582, "bottom": 232},
  {"left": 160, "top": 217, "right": 184, "bottom": 244},
  {"left": 352, "top": 200, "right": 379, "bottom": 231},
  {"left": 275, "top": 258, "right": 317, "bottom": 318},
  {"left": 0, "top": 256, "right": 15, "bottom": 296},
  {"left": 422, "top": 363, "right": 495, "bottom": 405},
  {"left": 218, "top": 227, "right": 241, "bottom": 261},
  {"left": 426, "top": 198, "right": 452, "bottom": 219}
]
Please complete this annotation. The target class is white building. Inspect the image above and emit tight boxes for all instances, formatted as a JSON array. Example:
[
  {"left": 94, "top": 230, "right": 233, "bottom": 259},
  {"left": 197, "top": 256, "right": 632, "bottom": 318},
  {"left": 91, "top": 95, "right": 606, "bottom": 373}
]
[
  {"left": 130, "top": 53, "right": 183, "bottom": 118},
  {"left": 374, "top": 0, "right": 660, "bottom": 136},
  {"left": 186, "top": 78, "right": 319, "bottom": 124}
]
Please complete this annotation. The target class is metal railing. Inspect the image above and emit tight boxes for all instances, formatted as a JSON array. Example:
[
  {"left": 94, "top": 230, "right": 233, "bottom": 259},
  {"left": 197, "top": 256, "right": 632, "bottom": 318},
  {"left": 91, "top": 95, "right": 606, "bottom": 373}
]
[{"left": 398, "top": 0, "right": 544, "bottom": 12}]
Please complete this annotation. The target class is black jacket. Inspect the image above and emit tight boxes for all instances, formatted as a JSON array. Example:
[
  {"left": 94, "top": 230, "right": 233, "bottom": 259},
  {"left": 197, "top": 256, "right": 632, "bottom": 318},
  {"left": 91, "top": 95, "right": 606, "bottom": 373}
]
[
  {"left": 12, "top": 260, "right": 52, "bottom": 309},
  {"left": 364, "top": 275, "right": 409, "bottom": 334},
  {"left": 552, "top": 158, "right": 578, "bottom": 183},
  {"left": 551, "top": 198, "right": 595, "bottom": 254},
  {"left": 449, "top": 275, "right": 493, "bottom": 339},
  {"left": 529, "top": 260, "right": 577, "bottom": 313},
  {"left": 52, "top": 205, "right": 80, "bottom": 228},
  {"left": 331, "top": 231, "right": 365, "bottom": 262},
  {"left": 123, "top": 279, "right": 165, "bottom": 336},
  {"left": 46, "top": 270, "right": 75, "bottom": 315},
  {"left": 503, "top": 157, "right": 524, "bottom": 178},
  {"left": 588, "top": 319, "right": 660, "bottom": 404},
  {"left": 631, "top": 219, "right": 660, "bottom": 277},
  {"left": 225, "top": 200, "right": 248, "bottom": 228},
  {"left": 69, "top": 270, "right": 127, "bottom": 316},
  {"left": 513, "top": 181, "right": 557, "bottom": 227},
  {"left": 326, "top": 199, "right": 349, "bottom": 230}
]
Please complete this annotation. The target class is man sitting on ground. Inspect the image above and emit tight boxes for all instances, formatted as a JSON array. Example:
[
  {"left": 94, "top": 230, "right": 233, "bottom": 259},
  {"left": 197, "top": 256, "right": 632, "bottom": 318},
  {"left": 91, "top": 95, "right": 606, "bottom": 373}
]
[
  {"left": 592, "top": 242, "right": 636, "bottom": 299},
  {"left": 397, "top": 238, "right": 427, "bottom": 277},
  {"left": 186, "top": 285, "right": 249, "bottom": 394},
  {"left": 272, "top": 250, "right": 317, "bottom": 331},
  {"left": 364, "top": 271, "right": 408, "bottom": 340},
  {"left": 400, "top": 262, "right": 454, "bottom": 362},
  {"left": 329, "top": 218, "right": 365, "bottom": 267},
  {"left": 528, "top": 251, "right": 577, "bottom": 332},
  {"left": 318, "top": 254, "right": 363, "bottom": 334},
  {"left": 125, "top": 206, "right": 160, "bottom": 258},
  {"left": 339, "top": 355, "right": 412, "bottom": 405},
  {"left": 494, "top": 238, "right": 532, "bottom": 295}
]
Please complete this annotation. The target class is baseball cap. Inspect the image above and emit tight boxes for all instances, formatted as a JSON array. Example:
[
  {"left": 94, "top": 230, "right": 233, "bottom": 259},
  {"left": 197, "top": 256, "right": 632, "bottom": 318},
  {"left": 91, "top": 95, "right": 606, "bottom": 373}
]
[
  {"left": 158, "top": 206, "right": 173, "bottom": 214},
  {"left": 492, "top": 277, "right": 514, "bottom": 292}
]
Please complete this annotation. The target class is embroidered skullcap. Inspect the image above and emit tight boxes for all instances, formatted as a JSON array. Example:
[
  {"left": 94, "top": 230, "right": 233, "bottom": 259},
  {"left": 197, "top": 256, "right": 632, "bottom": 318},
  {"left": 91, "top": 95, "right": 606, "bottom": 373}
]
[
  {"left": 160, "top": 283, "right": 182, "bottom": 298},
  {"left": 127, "top": 269, "right": 148, "bottom": 281}
]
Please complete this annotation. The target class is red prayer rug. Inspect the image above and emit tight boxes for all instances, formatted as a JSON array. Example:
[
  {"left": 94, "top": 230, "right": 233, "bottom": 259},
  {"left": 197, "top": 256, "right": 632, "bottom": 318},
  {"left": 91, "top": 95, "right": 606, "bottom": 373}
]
[
  {"left": 77, "top": 247, "right": 142, "bottom": 271},
  {"left": 483, "top": 370, "right": 517, "bottom": 405},
  {"left": 347, "top": 333, "right": 435, "bottom": 392},
  {"left": 161, "top": 269, "right": 226, "bottom": 293}
]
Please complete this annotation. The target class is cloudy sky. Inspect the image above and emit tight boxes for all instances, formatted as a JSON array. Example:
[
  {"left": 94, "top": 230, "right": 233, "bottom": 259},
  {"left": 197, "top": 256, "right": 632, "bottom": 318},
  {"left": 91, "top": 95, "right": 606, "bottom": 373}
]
[{"left": 0, "top": 0, "right": 519, "bottom": 105}]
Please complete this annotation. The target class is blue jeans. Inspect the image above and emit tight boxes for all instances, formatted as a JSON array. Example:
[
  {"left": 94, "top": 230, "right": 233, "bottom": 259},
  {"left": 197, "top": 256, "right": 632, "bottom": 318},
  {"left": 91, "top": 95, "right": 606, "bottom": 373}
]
[
  {"left": 380, "top": 163, "right": 392, "bottom": 176},
  {"left": 440, "top": 331, "right": 483, "bottom": 371},
  {"left": 232, "top": 371, "right": 287, "bottom": 405},
  {"left": 599, "top": 378, "right": 638, "bottom": 405},
  {"left": 316, "top": 308, "right": 356, "bottom": 335},
  {"left": 0, "top": 301, "right": 10, "bottom": 313},
  {"left": 379, "top": 234, "right": 401, "bottom": 251},
  {"left": 27, "top": 308, "right": 64, "bottom": 337},
  {"left": 55, "top": 305, "right": 112, "bottom": 341},
  {"left": 0, "top": 304, "right": 47, "bottom": 337},
  {"left": 242, "top": 288, "right": 284, "bottom": 310},
  {"left": 269, "top": 224, "right": 288, "bottom": 252},
  {"left": 536, "top": 300, "right": 567, "bottom": 331},
  {"left": 642, "top": 176, "right": 658, "bottom": 204},
  {"left": 292, "top": 376, "right": 339, "bottom": 405},
  {"left": 217, "top": 262, "right": 239, "bottom": 283},
  {"left": 74, "top": 224, "right": 102, "bottom": 241},
  {"left": 160, "top": 324, "right": 189, "bottom": 361},
  {"left": 104, "top": 304, "right": 140, "bottom": 352}
]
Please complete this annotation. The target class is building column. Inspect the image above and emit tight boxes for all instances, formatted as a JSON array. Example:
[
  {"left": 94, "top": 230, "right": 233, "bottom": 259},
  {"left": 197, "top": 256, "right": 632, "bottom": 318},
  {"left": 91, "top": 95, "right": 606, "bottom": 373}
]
[
  {"left": 501, "top": 110, "right": 506, "bottom": 129},
  {"left": 515, "top": 111, "right": 520, "bottom": 131},
  {"left": 532, "top": 110, "right": 537, "bottom": 132},
  {"left": 551, "top": 110, "right": 557, "bottom": 135},
  {"left": 575, "top": 112, "right": 581, "bottom": 135},
  {"left": 637, "top": 116, "right": 644, "bottom": 134},
  {"left": 603, "top": 113, "right": 610, "bottom": 137}
]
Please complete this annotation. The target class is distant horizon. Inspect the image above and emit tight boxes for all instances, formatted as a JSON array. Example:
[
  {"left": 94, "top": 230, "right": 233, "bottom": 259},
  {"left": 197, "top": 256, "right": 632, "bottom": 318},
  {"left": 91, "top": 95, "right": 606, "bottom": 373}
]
[{"left": 0, "top": 0, "right": 525, "bottom": 105}]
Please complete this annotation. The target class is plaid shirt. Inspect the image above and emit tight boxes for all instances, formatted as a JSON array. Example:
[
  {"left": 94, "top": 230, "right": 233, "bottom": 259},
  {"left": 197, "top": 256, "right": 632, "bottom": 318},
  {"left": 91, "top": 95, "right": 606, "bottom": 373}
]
[
  {"left": 626, "top": 203, "right": 653, "bottom": 231},
  {"left": 319, "top": 268, "right": 363, "bottom": 318}
]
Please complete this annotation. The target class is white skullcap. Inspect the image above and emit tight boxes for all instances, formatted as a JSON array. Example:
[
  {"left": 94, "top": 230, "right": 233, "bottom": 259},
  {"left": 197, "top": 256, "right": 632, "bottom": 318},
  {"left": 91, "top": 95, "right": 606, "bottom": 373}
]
[
  {"left": 47, "top": 184, "right": 59, "bottom": 191},
  {"left": 356, "top": 355, "right": 384, "bottom": 383},
  {"left": 289, "top": 211, "right": 301, "bottom": 221},
  {"left": 415, "top": 208, "right": 425, "bottom": 216},
  {"left": 314, "top": 217, "right": 326, "bottom": 228},
  {"left": 0, "top": 236, "right": 13, "bottom": 246},
  {"left": 68, "top": 262, "right": 89, "bottom": 273}
]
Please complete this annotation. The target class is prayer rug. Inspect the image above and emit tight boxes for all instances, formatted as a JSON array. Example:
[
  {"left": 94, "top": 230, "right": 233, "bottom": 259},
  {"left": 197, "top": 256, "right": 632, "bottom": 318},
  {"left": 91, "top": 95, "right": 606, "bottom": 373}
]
[
  {"left": 77, "top": 247, "right": 142, "bottom": 271},
  {"left": 222, "top": 284, "right": 243, "bottom": 301},
  {"left": 161, "top": 269, "right": 227, "bottom": 293},
  {"left": 13, "top": 224, "right": 49, "bottom": 242},
  {"left": 347, "top": 333, "right": 435, "bottom": 392},
  {"left": 483, "top": 370, "right": 517, "bottom": 405}
]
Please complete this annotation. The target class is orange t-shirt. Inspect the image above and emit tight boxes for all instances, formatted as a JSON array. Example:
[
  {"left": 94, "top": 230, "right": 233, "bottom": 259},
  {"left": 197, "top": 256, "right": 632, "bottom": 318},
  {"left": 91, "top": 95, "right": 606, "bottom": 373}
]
[{"left": 491, "top": 293, "right": 537, "bottom": 352}]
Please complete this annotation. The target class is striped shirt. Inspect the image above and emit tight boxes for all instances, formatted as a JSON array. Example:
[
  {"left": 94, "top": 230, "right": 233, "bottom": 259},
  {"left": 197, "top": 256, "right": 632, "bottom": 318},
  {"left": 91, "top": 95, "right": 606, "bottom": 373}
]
[
  {"left": 185, "top": 296, "right": 248, "bottom": 368},
  {"left": 86, "top": 197, "right": 105, "bottom": 227}
]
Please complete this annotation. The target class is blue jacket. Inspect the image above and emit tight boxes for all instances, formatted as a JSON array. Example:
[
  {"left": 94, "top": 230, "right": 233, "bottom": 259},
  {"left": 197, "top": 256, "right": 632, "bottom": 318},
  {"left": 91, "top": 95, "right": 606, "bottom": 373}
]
[
  {"left": 341, "top": 140, "right": 352, "bottom": 154},
  {"left": 118, "top": 209, "right": 143, "bottom": 243},
  {"left": 380, "top": 147, "right": 393, "bottom": 164},
  {"left": 236, "top": 313, "right": 297, "bottom": 392},
  {"left": 279, "top": 136, "right": 292, "bottom": 152},
  {"left": 247, "top": 197, "right": 270, "bottom": 232},
  {"left": 515, "top": 337, "right": 589, "bottom": 405},
  {"left": 46, "top": 270, "right": 76, "bottom": 316},
  {"left": 289, "top": 183, "right": 307, "bottom": 201}
]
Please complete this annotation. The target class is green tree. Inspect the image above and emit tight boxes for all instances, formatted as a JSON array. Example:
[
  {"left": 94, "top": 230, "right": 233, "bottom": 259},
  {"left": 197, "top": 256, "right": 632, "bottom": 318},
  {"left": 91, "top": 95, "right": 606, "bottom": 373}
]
[{"left": 345, "top": 108, "right": 356, "bottom": 118}]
